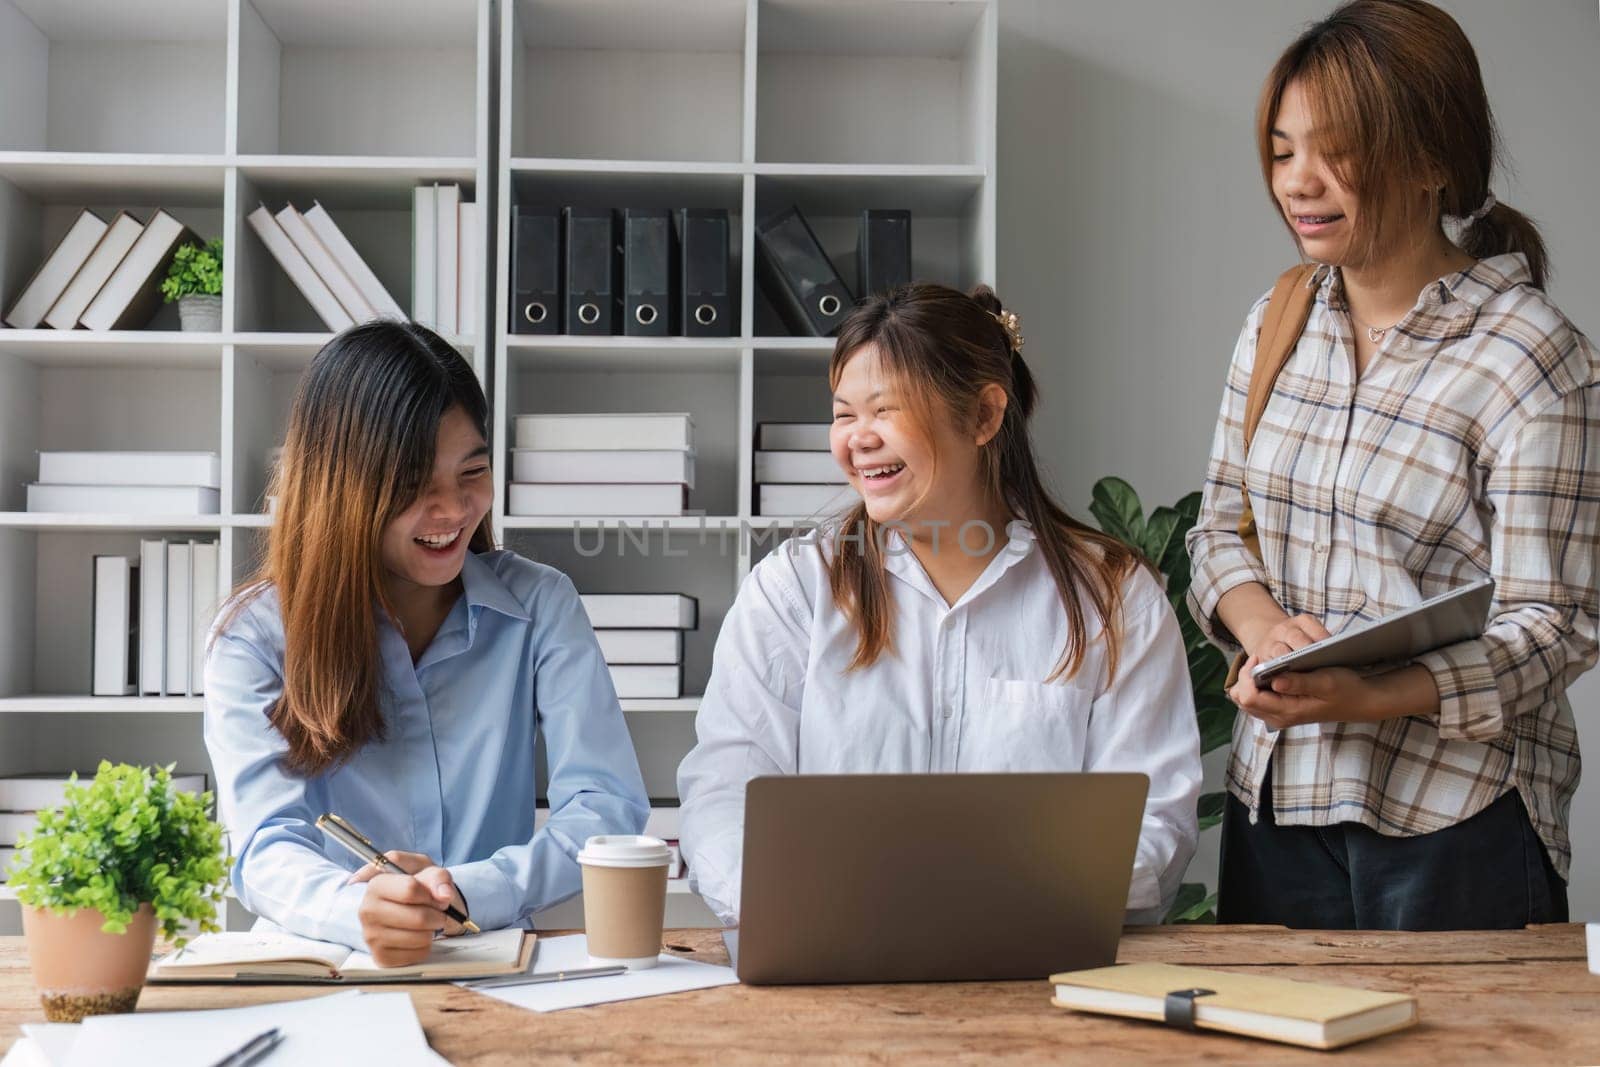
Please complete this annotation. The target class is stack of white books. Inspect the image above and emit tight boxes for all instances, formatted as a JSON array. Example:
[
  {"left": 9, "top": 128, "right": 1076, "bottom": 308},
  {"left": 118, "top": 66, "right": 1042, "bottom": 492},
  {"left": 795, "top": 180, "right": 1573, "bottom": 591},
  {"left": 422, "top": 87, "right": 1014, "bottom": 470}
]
[
  {"left": 248, "top": 201, "right": 407, "bottom": 333},
  {"left": 27, "top": 451, "right": 221, "bottom": 515},
  {"left": 413, "top": 183, "right": 475, "bottom": 336},
  {"left": 755, "top": 422, "right": 855, "bottom": 516},
  {"left": 0, "top": 773, "right": 207, "bottom": 881},
  {"left": 92, "top": 539, "right": 221, "bottom": 697},
  {"left": 3, "top": 208, "right": 200, "bottom": 331},
  {"left": 581, "top": 593, "right": 698, "bottom": 699},
  {"left": 535, "top": 804, "right": 686, "bottom": 881},
  {"left": 509, "top": 414, "right": 695, "bottom": 517}
]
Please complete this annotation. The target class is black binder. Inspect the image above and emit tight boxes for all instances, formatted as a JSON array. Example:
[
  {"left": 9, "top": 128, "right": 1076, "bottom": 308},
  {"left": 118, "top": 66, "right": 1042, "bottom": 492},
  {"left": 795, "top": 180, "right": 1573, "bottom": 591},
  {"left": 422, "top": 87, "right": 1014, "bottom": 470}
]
[
  {"left": 622, "top": 208, "right": 678, "bottom": 336},
  {"left": 677, "top": 207, "right": 732, "bottom": 336},
  {"left": 754, "top": 205, "right": 853, "bottom": 337},
  {"left": 563, "top": 206, "right": 619, "bottom": 335},
  {"left": 856, "top": 209, "right": 911, "bottom": 298},
  {"left": 510, "top": 207, "right": 560, "bottom": 334}
]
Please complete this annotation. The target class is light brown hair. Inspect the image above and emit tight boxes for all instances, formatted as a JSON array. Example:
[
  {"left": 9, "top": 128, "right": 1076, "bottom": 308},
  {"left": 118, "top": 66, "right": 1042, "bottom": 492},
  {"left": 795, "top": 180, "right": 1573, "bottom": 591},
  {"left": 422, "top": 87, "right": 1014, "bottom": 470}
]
[
  {"left": 219, "top": 321, "right": 493, "bottom": 775},
  {"left": 825, "top": 283, "right": 1145, "bottom": 685},
  {"left": 1258, "top": 0, "right": 1549, "bottom": 286}
]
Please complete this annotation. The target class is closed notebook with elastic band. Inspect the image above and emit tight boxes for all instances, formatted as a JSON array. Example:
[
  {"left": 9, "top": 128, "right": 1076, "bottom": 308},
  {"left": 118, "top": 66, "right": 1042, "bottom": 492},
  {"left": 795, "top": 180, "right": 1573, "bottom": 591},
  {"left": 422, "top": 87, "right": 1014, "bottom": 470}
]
[{"left": 1050, "top": 962, "right": 1417, "bottom": 1050}]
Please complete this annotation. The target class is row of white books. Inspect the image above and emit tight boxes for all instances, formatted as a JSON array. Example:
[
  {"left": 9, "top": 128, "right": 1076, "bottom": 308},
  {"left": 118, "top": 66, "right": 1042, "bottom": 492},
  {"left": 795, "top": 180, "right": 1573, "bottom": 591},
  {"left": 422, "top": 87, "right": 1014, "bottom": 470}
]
[
  {"left": 0, "top": 773, "right": 207, "bottom": 882},
  {"left": 93, "top": 541, "right": 221, "bottom": 697},
  {"left": 249, "top": 201, "right": 405, "bottom": 333},
  {"left": 581, "top": 593, "right": 698, "bottom": 700},
  {"left": 414, "top": 183, "right": 475, "bottom": 337},
  {"left": 4, "top": 208, "right": 197, "bottom": 331},
  {"left": 508, "top": 413, "right": 695, "bottom": 517},
  {"left": 755, "top": 422, "right": 855, "bottom": 516},
  {"left": 26, "top": 451, "right": 221, "bottom": 515}
]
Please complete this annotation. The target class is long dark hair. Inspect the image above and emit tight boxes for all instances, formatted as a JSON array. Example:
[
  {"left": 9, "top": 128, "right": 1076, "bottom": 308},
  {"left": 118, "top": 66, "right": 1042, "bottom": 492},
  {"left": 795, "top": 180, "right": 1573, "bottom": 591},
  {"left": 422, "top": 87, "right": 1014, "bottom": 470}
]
[
  {"left": 826, "top": 283, "right": 1144, "bottom": 684},
  {"left": 1258, "top": 0, "right": 1549, "bottom": 286},
  {"left": 219, "top": 321, "right": 493, "bottom": 775}
]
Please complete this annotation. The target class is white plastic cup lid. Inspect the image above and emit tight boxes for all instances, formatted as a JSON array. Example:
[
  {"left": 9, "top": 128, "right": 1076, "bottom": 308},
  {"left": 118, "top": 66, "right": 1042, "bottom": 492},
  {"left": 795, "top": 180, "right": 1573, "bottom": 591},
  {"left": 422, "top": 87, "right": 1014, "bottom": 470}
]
[{"left": 578, "top": 834, "right": 672, "bottom": 869}]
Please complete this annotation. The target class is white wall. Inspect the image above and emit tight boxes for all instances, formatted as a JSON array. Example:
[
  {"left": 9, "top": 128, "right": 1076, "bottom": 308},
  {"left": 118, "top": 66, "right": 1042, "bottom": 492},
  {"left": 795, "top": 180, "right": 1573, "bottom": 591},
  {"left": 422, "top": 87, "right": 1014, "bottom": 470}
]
[{"left": 995, "top": 0, "right": 1600, "bottom": 917}]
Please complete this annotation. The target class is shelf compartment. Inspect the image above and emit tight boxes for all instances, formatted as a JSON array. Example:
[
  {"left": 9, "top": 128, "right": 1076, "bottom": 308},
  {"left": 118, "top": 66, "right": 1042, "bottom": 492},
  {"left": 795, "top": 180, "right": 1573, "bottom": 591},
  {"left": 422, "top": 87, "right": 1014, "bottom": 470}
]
[
  {"left": 0, "top": 333, "right": 225, "bottom": 369},
  {"left": 507, "top": 337, "right": 744, "bottom": 374},
  {"left": 509, "top": 0, "right": 747, "bottom": 162},
  {"left": 237, "top": 0, "right": 483, "bottom": 157},
  {"left": 0, "top": 0, "right": 228, "bottom": 154},
  {"left": 756, "top": 0, "right": 991, "bottom": 166}
]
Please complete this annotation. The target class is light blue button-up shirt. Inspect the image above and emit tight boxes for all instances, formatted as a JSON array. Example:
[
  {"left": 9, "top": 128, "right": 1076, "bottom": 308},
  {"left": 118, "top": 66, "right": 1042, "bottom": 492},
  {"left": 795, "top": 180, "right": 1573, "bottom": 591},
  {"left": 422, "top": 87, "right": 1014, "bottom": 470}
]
[{"left": 203, "top": 549, "right": 649, "bottom": 950}]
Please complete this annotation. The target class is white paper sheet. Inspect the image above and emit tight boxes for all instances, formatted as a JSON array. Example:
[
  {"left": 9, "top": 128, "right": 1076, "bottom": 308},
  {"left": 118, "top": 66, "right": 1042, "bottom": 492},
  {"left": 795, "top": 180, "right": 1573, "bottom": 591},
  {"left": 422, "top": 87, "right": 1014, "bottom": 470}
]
[
  {"left": 60, "top": 990, "right": 447, "bottom": 1067},
  {"left": 18, "top": 1024, "right": 79, "bottom": 1067},
  {"left": 459, "top": 934, "right": 738, "bottom": 1013}
]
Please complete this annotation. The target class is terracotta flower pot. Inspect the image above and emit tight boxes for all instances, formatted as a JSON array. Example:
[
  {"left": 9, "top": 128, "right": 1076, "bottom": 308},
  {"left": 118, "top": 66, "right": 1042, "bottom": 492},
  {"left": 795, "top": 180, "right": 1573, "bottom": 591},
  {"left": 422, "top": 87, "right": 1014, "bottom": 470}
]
[{"left": 22, "top": 903, "right": 157, "bottom": 1021}]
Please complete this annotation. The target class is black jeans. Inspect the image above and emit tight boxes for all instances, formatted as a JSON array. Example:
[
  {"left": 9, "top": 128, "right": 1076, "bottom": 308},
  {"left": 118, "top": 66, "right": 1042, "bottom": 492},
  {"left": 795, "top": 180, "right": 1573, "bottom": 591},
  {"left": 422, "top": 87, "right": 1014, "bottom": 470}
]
[{"left": 1219, "top": 763, "right": 1568, "bottom": 930}]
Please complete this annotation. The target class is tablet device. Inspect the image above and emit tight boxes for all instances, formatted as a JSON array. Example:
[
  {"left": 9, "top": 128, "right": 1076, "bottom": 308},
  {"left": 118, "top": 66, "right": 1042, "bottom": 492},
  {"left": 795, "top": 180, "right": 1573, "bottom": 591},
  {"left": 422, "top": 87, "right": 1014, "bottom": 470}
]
[{"left": 1251, "top": 577, "right": 1495, "bottom": 683}]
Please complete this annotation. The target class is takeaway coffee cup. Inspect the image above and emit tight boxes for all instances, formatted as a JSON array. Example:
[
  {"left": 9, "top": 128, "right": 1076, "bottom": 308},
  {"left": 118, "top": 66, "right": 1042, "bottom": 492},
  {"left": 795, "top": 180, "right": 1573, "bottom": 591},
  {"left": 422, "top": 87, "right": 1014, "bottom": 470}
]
[{"left": 578, "top": 835, "right": 672, "bottom": 969}]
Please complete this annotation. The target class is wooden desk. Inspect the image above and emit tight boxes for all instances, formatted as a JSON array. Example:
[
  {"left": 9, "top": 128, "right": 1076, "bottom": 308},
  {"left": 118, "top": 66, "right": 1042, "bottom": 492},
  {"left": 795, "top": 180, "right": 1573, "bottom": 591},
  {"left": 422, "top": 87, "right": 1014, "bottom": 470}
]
[{"left": 2, "top": 925, "right": 1596, "bottom": 1064}]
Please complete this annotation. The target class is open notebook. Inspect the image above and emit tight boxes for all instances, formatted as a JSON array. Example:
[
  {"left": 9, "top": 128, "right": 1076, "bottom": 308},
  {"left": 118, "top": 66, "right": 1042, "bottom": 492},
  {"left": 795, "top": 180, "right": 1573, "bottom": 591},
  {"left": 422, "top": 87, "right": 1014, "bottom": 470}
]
[
  {"left": 150, "top": 928, "right": 534, "bottom": 983},
  {"left": 1050, "top": 962, "right": 1417, "bottom": 1050}
]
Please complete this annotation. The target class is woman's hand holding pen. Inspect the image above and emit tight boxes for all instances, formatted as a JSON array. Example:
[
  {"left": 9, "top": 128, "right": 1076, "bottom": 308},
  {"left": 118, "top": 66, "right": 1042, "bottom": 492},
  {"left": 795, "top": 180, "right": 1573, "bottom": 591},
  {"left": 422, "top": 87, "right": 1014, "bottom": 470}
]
[{"left": 349, "top": 850, "right": 469, "bottom": 966}]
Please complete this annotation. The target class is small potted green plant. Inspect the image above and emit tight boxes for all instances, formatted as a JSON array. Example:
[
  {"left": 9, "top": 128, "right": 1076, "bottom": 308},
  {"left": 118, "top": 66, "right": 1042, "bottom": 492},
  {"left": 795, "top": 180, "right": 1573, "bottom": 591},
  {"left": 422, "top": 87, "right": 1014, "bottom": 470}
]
[
  {"left": 8, "top": 762, "right": 229, "bottom": 1021},
  {"left": 160, "top": 238, "right": 224, "bottom": 331}
]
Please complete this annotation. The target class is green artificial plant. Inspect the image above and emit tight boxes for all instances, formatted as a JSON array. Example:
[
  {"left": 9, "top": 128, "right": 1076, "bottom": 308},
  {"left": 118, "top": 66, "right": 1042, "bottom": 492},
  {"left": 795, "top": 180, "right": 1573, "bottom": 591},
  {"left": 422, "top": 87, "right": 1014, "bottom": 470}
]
[
  {"left": 1089, "top": 476, "right": 1234, "bottom": 923},
  {"left": 159, "top": 239, "right": 224, "bottom": 303},
  {"left": 7, "top": 762, "right": 230, "bottom": 947}
]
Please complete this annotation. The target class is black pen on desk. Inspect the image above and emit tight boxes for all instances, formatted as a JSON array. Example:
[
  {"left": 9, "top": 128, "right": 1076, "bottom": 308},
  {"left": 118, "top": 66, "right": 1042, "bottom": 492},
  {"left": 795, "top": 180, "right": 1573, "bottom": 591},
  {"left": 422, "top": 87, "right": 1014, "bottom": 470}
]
[
  {"left": 316, "top": 812, "right": 481, "bottom": 934},
  {"left": 208, "top": 1026, "right": 283, "bottom": 1067}
]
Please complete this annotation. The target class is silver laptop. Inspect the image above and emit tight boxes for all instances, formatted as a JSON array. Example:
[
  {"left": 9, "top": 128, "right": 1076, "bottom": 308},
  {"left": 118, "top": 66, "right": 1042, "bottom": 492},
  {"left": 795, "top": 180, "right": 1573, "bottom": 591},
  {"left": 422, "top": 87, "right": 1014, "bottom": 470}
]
[{"left": 733, "top": 772, "right": 1149, "bottom": 985}]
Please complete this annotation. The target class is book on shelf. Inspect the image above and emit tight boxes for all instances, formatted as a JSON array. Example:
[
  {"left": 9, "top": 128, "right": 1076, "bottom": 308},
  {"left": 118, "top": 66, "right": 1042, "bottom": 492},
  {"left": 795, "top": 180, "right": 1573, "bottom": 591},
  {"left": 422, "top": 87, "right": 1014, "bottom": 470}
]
[
  {"left": 43, "top": 211, "right": 143, "bottom": 331},
  {"left": 1049, "top": 962, "right": 1418, "bottom": 1051},
  {"left": 514, "top": 413, "right": 694, "bottom": 452},
  {"left": 38, "top": 451, "right": 221, "bottom": 488},
  {"left": 595, "top": 629, "right": 684, "bottom": 665},
  {"left": 248, "top": 205, "right": 354, "bottom": 332},
  {"left": 151, "top": 928, "right": 534, "bottom": 984},
  {"left": 580, "top": 594, "right": 698, "bottom": 630},
  {"left": 165, "top": 542, "right": 193, "bottom": 698},
  {"left": 3, "top": 209, "right": 108, "bottom": 330},
  {"left": 191, "top": 540, "right": 220, "bottom": 695},
  {"left": 755, "top": 450, "right": 847, "bottom": 484},
  {"left": 92, "top": 556, "right": 139, "bottom": 697},
  {"left": 413, "top": 185, "right": 437, "bottom": 330},
  {"left": 0, "top": 847, "right": 15, "bottom": 882},
  {"left": 276, "top": 204, "right": 375, "bottom": 323},
  {"left": 643, "top": 807, "right": 681, "bottom": 841},
  {"left": 436, "top": 183, "right": 460, "bottom": 335},
  {"left": 758, "top": 483, "right": 858, "bottom": 516},
  {"left": 0, "top": 773, "right": 206, "bottom": 812},
  {"left": 25, "top": 484, "right": 221, "bottom": 514},
  {"left": 303, "top": 202, "right": 405, "bottom": 320},
  {"left": 757, "top": 422, "right": 831, "bottom": 451},
  {"left": 0, "top": 812, "right": 37, "bottom": 846},
  {"left": 80, "top": 209, "right": 196, "bottom": 332},
  {"left": 608, "top": 664, "right": 683, "bottom": 700},
  {"left": 510, "top": 449, "right": 694, "bottom": 488},
  {"left": 458, "top": 200, "right": 476, "bottom": 336},
  {"left": 139, "top": 539, "right": 166, "bottom": 695},
  {"left": 507, "top": 482, "right": 686, "bottom": 517}
]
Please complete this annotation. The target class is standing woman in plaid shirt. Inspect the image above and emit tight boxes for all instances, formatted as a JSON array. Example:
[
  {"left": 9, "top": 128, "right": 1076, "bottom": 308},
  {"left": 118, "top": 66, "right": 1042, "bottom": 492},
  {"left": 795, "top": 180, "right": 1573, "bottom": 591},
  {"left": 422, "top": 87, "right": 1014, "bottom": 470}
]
[{"left": 1187, "top": 0, "right": 1600, "bottom": 930}]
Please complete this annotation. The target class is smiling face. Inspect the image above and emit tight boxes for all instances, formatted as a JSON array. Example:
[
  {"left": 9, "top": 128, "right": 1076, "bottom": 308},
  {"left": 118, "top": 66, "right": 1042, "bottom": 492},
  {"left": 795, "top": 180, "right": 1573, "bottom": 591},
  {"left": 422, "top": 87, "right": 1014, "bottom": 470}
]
[
  {"left": 378, "top": 404, "right": 493, "bottom": 595},
  {"left": 829, "top": 343, "right": 1002, "bottom": 535},
  {"left": 1269, "top": 79, "right": 1364, "bottom": 266}
]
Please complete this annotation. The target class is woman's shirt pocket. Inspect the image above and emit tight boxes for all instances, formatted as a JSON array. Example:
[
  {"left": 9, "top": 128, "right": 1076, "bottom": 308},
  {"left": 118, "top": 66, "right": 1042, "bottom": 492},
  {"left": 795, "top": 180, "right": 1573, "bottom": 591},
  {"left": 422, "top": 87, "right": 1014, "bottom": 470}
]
[{"left": 961, "top": 677, "right": 1095, "bottom": 772}]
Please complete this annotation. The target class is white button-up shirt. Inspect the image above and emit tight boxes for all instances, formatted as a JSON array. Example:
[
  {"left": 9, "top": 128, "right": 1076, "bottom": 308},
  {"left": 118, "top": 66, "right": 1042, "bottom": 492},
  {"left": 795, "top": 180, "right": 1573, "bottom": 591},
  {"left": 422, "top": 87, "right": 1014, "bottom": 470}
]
[{"left": 677, "top": 520, "right": 1202, "bottom": 925}]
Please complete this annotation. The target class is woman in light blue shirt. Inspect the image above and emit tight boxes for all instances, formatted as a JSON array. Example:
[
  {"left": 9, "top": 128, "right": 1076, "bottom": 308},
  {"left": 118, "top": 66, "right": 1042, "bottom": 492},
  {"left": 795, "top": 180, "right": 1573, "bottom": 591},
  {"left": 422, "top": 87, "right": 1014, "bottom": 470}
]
[{"left": 204, "top": 321, "right": 647, "bottom": 965}]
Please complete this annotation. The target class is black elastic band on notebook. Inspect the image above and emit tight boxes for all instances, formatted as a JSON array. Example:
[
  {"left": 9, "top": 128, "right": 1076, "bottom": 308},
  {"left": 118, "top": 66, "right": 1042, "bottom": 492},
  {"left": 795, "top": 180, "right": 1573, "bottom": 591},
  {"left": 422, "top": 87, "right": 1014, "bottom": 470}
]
[{"left": 1163, "top": 988, "right": 1216, "bottom": 1029}]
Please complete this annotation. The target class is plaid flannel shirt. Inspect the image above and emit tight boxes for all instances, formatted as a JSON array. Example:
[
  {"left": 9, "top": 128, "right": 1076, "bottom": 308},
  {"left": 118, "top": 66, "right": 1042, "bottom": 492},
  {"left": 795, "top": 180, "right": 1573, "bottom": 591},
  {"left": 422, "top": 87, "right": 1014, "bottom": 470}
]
[{"left": 1186, "top": 254, "right": 1600, "bottom": 878}]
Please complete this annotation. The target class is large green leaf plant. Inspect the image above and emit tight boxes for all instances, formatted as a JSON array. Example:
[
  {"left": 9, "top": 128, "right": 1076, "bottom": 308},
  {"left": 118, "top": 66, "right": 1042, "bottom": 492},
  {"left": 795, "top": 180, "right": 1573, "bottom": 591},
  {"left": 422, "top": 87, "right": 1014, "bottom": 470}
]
[{"left": 1089, "top": 477, "right": 1233, "bottom": 923}]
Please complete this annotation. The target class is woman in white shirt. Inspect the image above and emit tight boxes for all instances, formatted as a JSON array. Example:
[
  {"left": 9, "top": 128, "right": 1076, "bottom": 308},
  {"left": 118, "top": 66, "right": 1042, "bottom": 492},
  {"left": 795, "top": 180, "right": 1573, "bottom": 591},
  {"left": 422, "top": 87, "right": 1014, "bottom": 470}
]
[{"left": 677, "top": 283, "right": 1202, "bottom": 925}]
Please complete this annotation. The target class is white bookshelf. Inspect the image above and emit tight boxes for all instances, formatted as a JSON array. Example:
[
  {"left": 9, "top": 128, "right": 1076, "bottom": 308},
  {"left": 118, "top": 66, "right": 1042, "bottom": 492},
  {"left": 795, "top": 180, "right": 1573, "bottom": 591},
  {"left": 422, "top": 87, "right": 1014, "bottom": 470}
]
[{"left": 0, "top": 0, "right": 997, "bottom": 932}]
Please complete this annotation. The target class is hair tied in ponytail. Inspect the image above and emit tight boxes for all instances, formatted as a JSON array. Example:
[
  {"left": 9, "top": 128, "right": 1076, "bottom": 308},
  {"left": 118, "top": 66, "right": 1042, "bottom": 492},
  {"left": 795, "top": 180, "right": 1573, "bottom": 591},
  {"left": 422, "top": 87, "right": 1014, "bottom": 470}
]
[
  {"left": 1454, "top": 192, "right": 1497, "bottom": 225},
  {"left": 990, "top": 307, "right": 1025, "bottom": 353}
]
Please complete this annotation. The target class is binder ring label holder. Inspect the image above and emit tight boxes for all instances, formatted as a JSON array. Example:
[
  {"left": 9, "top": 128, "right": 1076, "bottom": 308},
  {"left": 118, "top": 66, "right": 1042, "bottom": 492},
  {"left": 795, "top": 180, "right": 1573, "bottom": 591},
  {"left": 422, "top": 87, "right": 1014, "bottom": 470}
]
[
  {"left": 818, "top": 294, "right": 841, "bottom": 317},
  {"left": 694, "top": 303, "right": 718, "bottom": 326},
  {"left": 635, "top": 304, "right": 658, "bottom": 326},
  {"left": 577, "top": 302, "right": 601, "bottom": 325},
  {"left": 524, "top": 301, "right": 547, "bottom": 325}
]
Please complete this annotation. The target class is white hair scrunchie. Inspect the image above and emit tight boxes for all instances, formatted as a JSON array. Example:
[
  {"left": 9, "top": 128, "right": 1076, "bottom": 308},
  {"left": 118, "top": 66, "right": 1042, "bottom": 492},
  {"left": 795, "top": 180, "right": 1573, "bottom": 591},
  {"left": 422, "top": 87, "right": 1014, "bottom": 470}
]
[{"left": 1462, "top": 192, "right": 1497, "bottom": 224}]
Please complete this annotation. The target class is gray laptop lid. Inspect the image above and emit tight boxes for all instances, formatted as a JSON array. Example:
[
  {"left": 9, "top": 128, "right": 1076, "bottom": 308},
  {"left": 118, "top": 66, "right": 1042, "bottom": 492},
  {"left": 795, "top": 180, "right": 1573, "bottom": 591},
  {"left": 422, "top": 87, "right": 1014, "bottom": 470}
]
[{"left": 736, "top": 772, "right": 1149, "bottom": 985}]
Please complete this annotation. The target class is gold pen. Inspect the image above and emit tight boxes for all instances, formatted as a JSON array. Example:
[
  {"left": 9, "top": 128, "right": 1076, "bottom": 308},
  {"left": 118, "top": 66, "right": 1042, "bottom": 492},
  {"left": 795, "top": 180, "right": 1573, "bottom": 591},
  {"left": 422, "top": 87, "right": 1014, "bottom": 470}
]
[{"left": 317, "top": 812, "right": 481, "bottom": 934}]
